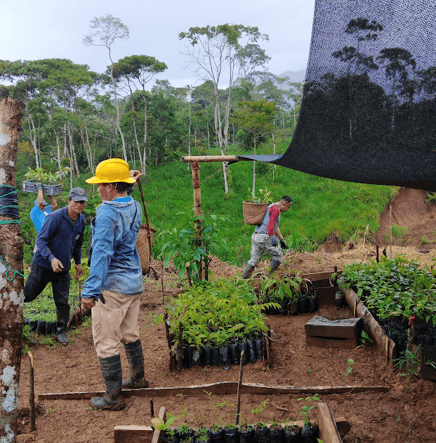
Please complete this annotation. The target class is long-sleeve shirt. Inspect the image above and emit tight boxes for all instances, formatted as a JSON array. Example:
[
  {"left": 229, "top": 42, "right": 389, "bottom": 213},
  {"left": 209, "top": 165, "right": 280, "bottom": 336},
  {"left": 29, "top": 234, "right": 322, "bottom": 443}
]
[
  {"left": 34, "top": 207, "right": 85, "bottom": 271},
  {"left": 81, "top": 196, "right": 144, "bottom": 300}
]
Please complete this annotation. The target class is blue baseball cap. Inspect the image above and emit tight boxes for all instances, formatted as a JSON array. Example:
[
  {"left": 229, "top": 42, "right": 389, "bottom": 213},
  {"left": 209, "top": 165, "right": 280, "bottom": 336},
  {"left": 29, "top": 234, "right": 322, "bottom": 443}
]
[{"left": 69, "top": 187, "right": 88, "bottom": 202}]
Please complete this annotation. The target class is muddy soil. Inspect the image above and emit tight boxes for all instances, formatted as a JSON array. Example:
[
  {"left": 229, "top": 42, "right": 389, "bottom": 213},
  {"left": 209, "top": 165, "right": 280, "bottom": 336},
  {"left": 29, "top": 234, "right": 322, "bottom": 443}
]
[{"left": 15, "top": 188, "right": 436, "bottom": 443}]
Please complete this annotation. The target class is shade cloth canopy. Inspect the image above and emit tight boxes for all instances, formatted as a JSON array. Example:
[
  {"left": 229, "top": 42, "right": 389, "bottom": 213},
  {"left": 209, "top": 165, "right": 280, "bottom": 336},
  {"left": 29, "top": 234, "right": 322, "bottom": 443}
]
[{"left": 239, "top": 0, "right": 436, "bottom": 191}]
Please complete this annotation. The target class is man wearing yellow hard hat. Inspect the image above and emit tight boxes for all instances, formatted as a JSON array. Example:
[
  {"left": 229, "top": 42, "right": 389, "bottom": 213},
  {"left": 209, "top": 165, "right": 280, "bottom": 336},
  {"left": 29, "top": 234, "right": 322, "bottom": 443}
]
[{"left": 81, "top": 158, "right": 147, "bottom": 410}]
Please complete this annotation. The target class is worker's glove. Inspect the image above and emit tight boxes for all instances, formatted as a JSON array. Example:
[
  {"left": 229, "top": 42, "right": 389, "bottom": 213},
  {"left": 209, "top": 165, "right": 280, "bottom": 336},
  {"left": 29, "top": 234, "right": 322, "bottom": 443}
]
[
  {"left": 280, "top": 239, "right": 287, "bottom": 250},
  {"left": 36, "top": 183, "right": 43, "bottom": 190},
  {"left": 270, "top": 236, "right": 278, "bottom": 246}
]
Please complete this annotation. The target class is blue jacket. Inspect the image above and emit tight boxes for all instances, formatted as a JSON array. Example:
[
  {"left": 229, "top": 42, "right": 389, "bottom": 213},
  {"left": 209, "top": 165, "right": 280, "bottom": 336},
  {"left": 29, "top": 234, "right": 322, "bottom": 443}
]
[
  {"left": 34, "top": 207, "right": 85, "bottom": 271},
  {"left": 81, "top": 196, "right": 144, "bottom": 300}
]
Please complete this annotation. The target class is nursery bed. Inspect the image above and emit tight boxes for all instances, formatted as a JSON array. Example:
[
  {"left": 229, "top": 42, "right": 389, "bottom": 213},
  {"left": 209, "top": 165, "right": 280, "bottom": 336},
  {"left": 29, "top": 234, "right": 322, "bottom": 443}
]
[{"left": 15, "top": 251, "right": 436, "bottom": 443}]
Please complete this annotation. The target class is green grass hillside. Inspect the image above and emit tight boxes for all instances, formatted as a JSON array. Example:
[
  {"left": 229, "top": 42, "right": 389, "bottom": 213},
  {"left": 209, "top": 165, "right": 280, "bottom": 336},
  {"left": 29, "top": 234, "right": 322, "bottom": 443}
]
[{"left": 17, "top": 141, "right": 397, "bottom": 267}]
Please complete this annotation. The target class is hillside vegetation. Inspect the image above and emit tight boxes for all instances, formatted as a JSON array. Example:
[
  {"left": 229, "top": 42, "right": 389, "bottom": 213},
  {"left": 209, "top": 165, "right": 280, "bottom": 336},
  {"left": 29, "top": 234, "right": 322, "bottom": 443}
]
[{"left": 17, "top": 138, "right": 396, "bottom": 267}]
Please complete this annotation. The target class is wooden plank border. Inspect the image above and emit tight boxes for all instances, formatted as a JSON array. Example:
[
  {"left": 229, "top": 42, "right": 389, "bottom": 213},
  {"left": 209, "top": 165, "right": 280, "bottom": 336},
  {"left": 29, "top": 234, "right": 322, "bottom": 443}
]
[{"left": 38, "top": 381, "right": 388, "bottom": 401}]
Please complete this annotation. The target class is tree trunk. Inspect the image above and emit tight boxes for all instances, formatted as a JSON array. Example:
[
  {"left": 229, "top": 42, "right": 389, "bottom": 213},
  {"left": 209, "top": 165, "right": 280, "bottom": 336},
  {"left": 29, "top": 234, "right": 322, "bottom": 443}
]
[
  {"left": 141, "top": 93, "right": 148, "bottom": 176},
  {"left": 0, "top": 97, "right": 25, "bottom": 442},
  {"left": 130, "top": 98, "right": 143, "bottom": 171},
  {"left": 28, "top": 115, "right": 40, "bottom": 169},
  {"left": 110, "top": 66, "right": 127, "bottom": 163},
  {"left": 67, "top": 124, "right": 80, "bottom": 178},
  {"left": 252, "top": 136, "right": 257, "bottom": 199},
  {"left": 212, "top": 86, "right": 229, "bottom": 194}
]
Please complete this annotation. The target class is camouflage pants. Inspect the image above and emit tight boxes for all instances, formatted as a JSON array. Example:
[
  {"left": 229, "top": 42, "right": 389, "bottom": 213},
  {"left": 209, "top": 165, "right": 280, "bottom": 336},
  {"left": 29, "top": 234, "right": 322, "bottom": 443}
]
[{"left": 247, "top": 233, "right": 283, "bottom": 267}]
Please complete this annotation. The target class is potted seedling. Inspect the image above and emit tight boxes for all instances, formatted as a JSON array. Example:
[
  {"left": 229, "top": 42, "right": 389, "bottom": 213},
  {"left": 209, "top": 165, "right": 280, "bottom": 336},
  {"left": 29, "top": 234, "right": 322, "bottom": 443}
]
[
  {"left": 195, "top": 427, "right": 210, "bottom": 443},
  {"left": 151, "top": 413, "right": 180, "bottom": 443},
  {"left": 269, "top": 419, "right": 284, "bottom": 443},
  {"left": 298, "top": 394, "right": 321, "bottom": 442},
  {"left": 284, "top": 418, "right": 302, "bottom": 441},
  {"left": 250, "top": 399, "right": 270, "bottom": 443}
]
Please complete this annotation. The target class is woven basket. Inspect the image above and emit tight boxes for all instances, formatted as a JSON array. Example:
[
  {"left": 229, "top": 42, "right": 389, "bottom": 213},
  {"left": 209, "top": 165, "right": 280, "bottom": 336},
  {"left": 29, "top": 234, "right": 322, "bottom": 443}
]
[
  {"left": 136, "top": 224, "right": 157, "bottom": 275},
  {"left": 242, "top": 201, "right": 268, "bottom": 225}
]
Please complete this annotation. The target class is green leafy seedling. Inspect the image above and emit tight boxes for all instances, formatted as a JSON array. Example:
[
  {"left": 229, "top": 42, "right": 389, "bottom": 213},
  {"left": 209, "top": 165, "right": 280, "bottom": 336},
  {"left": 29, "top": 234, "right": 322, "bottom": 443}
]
[{"left": 343, "top": 359, "right": 354, "bottom": 379}]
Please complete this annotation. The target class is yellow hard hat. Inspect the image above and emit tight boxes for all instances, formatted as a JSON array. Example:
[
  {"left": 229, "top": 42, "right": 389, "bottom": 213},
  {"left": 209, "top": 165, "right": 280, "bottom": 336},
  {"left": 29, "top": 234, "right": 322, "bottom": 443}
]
[{"left": 86, "top": 158, "right": 136, "bottom": 184}]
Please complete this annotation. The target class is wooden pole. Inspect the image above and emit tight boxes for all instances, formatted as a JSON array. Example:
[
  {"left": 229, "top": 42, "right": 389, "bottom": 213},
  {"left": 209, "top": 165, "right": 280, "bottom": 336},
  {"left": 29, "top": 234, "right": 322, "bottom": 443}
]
[
  {"left": 235, "top": 350, "right": 244, "bottom": 426},
  {"left": 0, "top": 97, "right": 25, "bottom": 442},
  {"left": 191, "top": 161, "right": 203, "bottom": 281},
  {"left": 29, "top": 352, "right": 35, "bottom": 431},
  {"left": 181, "top": 155, "right": 242, "bottom": 163},
  {"left": 389, "top": 203, "right": 393, "bottom": 257}
]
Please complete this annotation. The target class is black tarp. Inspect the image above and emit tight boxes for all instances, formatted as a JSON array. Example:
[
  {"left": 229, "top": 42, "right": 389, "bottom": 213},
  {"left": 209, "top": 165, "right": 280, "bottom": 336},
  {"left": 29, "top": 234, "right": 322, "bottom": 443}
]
[{"left": 239, "top": 0, "right": 436, "bottom": 191}]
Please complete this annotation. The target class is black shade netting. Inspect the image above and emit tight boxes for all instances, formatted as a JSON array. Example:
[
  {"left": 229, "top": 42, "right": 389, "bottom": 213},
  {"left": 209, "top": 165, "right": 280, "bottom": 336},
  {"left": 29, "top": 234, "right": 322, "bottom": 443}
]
[{"left": 242, "top": 0, "right": 436, "bottom": 191}]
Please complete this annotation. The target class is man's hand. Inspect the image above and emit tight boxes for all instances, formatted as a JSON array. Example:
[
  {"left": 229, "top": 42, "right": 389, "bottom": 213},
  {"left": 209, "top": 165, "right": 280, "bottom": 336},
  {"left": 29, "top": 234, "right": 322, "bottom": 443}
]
[
  {"left": 280, "top": 238, "right": 287, "bottom": 250},
  {"left": 82, "top": 297, "right": 96, "bottom": 310},
  {"left": 74, "top": 264, "right": 83, "bottom": 279},
  {"left": 51, "top": 257, "right": 64, "bottom": 273},
  {"left": 129, "top": 170, "right": 143, "bottom": 183}
]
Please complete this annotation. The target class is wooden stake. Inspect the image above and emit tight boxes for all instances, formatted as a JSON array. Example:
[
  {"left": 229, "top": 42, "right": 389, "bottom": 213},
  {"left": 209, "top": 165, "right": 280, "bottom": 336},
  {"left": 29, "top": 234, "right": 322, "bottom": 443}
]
[
  {"left": 150, "top": 400, "right": 154, "bottom": 419},
  {"left": 177, "top": 323, "right": 183, "bottom": 370},
  {"left": 389, "top": 203, "right": 393, "bottom": 257},
  {"left": 29, "top": 351, "right": 35, "bottom": 431},
  {"left": 235, "top": 350, "right": 244, "bottom": 426},
  {"left": 161, "top": 221, "right": 165, "bottom": 305}
]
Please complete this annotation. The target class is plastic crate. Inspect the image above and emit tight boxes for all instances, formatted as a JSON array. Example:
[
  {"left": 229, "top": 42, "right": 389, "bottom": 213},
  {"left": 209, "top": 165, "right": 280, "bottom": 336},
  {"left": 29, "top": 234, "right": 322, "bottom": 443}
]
[{"left": 22, "top": 181, "right": 62, "bottom": 195}]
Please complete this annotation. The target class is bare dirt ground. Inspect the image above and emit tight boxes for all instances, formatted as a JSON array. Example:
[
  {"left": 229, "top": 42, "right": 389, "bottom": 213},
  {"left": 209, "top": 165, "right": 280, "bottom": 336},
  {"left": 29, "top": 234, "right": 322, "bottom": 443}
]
[{"left": 15, "top": 188, "right": 436, "bottom": 443}]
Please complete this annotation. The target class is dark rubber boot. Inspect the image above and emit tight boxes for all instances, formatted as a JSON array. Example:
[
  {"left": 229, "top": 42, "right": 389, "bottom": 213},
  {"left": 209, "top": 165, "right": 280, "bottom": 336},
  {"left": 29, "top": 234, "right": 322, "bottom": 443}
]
[
  {"left": 122, "top": 339, "right": 149, "bottom": 389},
  {"left": 268, "top": 259, "right": 281, "bottom": 277},
  {"left": 56, "top": 307, "right": 70, "bottom": 346},
  {"left": 243, "top": 264, "right": 255, "bottom": 279},
  {"left": 91, "top": 355, "right": 126, "bottom": 410}
]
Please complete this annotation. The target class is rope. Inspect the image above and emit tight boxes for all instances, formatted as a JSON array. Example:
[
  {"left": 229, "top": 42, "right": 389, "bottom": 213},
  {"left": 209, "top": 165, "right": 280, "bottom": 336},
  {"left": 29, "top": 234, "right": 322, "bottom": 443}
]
[
  {"left": 0, "top": 254, "right": 24, "bottom": 280},
  {"left": 0, "top": 185, "right": 19, "bottom": 219},
  {"left": 0, "top": 185, "right": 23, "bottom": 280},
  {"left": 200, "top": 166, "right": 223, "bottom": 185}
]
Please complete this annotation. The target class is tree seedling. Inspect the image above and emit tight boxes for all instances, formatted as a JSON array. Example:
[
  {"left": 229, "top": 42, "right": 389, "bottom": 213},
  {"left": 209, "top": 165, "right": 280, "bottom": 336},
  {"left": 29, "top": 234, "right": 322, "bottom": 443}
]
[
  {"left": 343, "top": 359, "right": 354, "bottom": 379},
  {"left": 298, "top": 394, "right": 321, "bottom": 428}
]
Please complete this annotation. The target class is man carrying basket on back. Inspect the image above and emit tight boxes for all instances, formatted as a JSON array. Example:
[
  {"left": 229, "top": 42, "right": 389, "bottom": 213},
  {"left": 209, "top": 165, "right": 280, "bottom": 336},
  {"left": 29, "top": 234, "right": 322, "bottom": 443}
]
[{"left": 243, "top": 195, "right": 292, "bottom": 279}]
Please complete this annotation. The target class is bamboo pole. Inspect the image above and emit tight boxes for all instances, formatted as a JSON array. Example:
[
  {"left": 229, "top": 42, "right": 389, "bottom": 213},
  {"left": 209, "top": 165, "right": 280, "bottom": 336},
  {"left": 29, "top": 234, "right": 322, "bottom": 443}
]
[
  {"left": 191, "top": 161, "right": 203, "bottom": 281},
  {"left": 181, "top": 155, "right": 242, "bottom": 163}
]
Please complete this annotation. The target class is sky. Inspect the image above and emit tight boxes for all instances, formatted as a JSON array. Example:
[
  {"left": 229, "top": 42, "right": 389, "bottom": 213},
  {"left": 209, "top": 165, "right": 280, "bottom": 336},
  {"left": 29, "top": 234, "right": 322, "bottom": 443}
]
[{"left": 1, "top": 0, "right": 315, "bottom": 89}]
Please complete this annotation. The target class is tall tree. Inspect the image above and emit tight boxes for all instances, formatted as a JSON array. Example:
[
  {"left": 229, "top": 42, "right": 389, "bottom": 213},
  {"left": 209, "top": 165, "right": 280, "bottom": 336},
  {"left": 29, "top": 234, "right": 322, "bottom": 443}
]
[
  {"left": 377, "top": 48, "right": 417, "bottom": 129},
  {"left": 112, "top": 55, "right": 167, "bottom": 174},
  {"left": 232, "top": 99, "right": 277, "bottom": 197},
  {"left": 83, "top": 14, "right": 130, "bottom": 161},
  {"left": 179, "top": 24, "right": 269, "bottom": 193}
]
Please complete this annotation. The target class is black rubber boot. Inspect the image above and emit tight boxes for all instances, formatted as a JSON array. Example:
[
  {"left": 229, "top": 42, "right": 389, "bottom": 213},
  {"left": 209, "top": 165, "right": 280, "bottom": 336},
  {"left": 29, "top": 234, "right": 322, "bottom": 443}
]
[
  {"left": 243, "top": 264, "right": 255, "bottom": 279},
  {"left": 56, "top": 307, "right": 70, "bottom": 346},
  {"left": 122, "top": 339, "right": 149, "bottom": 389},
  {"left": 268, "top": 259, "right": 281, "bottom": 277},
  {"left": 91, "top": 355, "right": 126, "bottom": 410}
]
